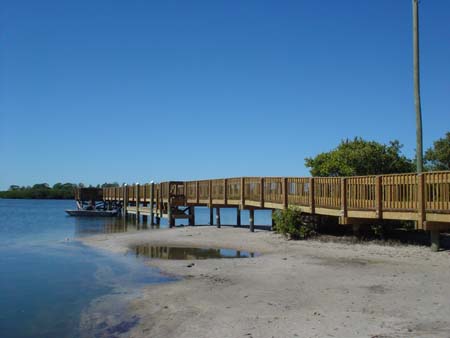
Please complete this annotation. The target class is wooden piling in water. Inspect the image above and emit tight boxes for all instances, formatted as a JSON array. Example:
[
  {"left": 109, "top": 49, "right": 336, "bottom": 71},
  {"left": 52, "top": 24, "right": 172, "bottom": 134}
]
[
  {"left": 249, "top": 209, "right": 255, "bottom": 232},
  {"left": 150, "top": 183, "right": 155, "bottom": 226},
  {"left": 209, "top": 207, "right": 213, "bottom": 226},
  {"left": 216, "top": 207, "right": 221, "bottom": 228},
  {"left": 189, "top": 207, "right": 195, "bottom": 226}
]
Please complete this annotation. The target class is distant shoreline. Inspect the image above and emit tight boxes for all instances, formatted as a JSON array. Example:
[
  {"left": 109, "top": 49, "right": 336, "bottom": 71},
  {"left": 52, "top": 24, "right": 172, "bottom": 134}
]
[{"left": 0, "top": 197, "right": 74, "bottom": 200}]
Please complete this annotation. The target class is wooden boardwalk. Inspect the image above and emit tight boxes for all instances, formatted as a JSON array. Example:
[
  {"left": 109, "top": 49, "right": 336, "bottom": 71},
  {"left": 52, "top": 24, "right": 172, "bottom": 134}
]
[{"left": 101, "top": 171, "right": 450, "bottom": 236}]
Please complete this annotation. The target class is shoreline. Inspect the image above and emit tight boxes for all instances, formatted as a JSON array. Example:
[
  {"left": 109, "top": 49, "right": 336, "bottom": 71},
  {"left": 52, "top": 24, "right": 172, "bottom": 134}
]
[{"left": 81, "top": 226, "right": 450, "bottom": 338}]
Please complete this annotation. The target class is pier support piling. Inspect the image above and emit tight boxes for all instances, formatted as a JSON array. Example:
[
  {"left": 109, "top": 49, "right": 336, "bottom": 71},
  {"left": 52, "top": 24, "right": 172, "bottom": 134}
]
[
  {"left": 188, "top": 207, "right": 195, "bottom": 226},
  {"left": 135, "top": 184, "right": 140, "bottom": 220},
  {"left": 168, "top": 204, "right": 174, "bottom": 228},
  {"left": 249, "top": 209, "right": 255, "bottom": 232},
  {"left": 271, "top": 209, "right": 275, "bottom": 231},
  {"left": 150, "top": 183, "right": 155, "bottom": 226},
  {"left": 352, "top": 224, "right": 361, "bottom": 238},
  {"left": 430, "top": 230, "right": 440, "bottom": 252},
  {"left": 209, "top": 207, "right": 214, "bottom": 226},
  {"left": 216, "top": 208, "right": 221, "bottom": 228}
]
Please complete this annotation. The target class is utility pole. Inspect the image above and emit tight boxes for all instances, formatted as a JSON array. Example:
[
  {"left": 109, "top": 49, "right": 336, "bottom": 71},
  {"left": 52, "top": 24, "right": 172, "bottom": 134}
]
[
  {"left": 413, "top": 0, "right": 423, "bottom": 173},
  {"left": 413, "top": 1, "right": 439, "bottom": 251}
]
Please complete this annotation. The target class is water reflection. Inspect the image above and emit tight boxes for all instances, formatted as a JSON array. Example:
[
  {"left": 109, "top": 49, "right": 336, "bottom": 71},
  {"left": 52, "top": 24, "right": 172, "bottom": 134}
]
[
  {"left": 74, "top": 217, "right": 163, "bottom": 237},
  {"left": 131, "top": 245, "right": 256, "bottom": 260}
]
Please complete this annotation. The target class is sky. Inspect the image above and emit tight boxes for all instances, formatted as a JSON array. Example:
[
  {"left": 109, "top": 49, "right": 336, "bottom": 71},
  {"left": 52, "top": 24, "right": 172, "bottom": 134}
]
[{"left": 0, "top": 0, "right": 449, "bottom": 189}]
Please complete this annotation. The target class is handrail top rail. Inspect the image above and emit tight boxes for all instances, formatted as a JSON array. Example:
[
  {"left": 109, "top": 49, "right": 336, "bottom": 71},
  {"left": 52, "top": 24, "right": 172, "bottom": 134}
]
[{"left": 117, "top": 170, "right": 450, "bottom": 186}]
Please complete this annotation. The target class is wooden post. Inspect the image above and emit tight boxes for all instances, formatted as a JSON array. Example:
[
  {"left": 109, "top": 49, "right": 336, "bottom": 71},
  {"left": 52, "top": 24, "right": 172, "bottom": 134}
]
[
  {"left": 260, "top": 177, "right": 265, "bottom": 208},
  {"left": 431, "top": 230, "right": 440, "bottom": 252},
  {"left": 375, "top": 175, "right": 383, "bottom": 219},
  {"left": 224, "top": 179, "right": 228, "bottom": 205},
  {"left": 236, "top": 208, "right": 241, "bottom": 227},
  {"left": 123, "top": 184, "right": 128, "bottom": 218},
  {"left": 150, "top": 183, "right": 155, "bottom": 226},
  {"left": 168, "top": 202, "right": 174, "bottom": 228},
  {"left": 271, "top": 209, "right": 275, "bottom": 231},
  {"left": 155, "top": 184, "right": 159, "bottom": 217},
  {"left": 417, "top": 173, "right": 425, "bottom": 230},
  {"left": 309, "top": 177, "right": 315, "bottom": 214},
  {"left": 208, "top": 180, "right": 212, "bottom": 206},
  {"left": 282, "top": 177, "right": 288, "bottom": 209},
  {"left": 209, "top": 207, "right": 213, "bottom": 226},
  {"left": 216, "top": 207, "right": 221, "bottom": 228},
  {"left": 136, "top": 184, "right": 140, "bottom": 221},
  {"left": 240, "top": 177, "right": 245, "bottom": 209},
  {"left": 189, "top": 207, "right": 195, "bottom": 226},
  {"left": 352, "top": 224, "right": 361, "bottom": 238},
  {"left": 249, "top": 209, "right": 255, "bottom": 232},
  {"left": 196, "top": 181, "right": 199, "bottom": 204},
  {"left": 159, "top": 185, "right": 163, "bottom": 219},
  {"left": 340, "top": 178, "right": 347, "bottom": 219}
]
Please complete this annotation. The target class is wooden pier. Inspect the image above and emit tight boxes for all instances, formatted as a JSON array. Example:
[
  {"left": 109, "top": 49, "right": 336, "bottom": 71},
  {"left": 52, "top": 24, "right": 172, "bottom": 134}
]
[{"left": 99, "top": 171, "right": 450, "bottom": 249}]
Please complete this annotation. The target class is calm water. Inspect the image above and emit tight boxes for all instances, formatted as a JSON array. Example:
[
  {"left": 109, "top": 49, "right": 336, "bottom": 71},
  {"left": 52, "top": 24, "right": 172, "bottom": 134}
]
[
  {"left": 0, "top": 199, "right": 272, "bottom": 338},
  {"left": 0, "top": 199, "right": 175, "bottom": 338}
]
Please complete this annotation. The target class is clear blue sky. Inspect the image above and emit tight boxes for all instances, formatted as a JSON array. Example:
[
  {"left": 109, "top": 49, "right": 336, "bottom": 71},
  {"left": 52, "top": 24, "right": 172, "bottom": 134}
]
[{"left": 1, "top": 0, "right": 449, "bottom": 189}]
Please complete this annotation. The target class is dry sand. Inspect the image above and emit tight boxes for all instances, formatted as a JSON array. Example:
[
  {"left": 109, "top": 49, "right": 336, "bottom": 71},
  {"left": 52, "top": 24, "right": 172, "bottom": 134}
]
[{"left": 81, "top": 226, "right": 450, "bottom": 338}]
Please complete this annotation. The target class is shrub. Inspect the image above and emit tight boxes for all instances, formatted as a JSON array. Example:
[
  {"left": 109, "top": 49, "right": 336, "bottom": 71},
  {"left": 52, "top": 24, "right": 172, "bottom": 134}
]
[{"left": 272, "top": 207, "right": 316, "bottom": 240}]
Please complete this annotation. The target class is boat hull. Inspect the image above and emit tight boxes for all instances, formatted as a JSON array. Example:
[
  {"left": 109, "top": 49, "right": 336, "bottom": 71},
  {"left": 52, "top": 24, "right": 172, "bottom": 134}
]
[{"left": 65, "top": 210, "right": 119, "bottom": 217}]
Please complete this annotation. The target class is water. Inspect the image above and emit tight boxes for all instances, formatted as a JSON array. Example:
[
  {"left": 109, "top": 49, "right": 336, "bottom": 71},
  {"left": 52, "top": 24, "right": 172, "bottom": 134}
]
[
  {"left": 0, "top": 200, "right": 272, "bottom": 338},
  {"left": 131, "top": 245, "right": 257, "bottom": 259},
  {"left": 0, "top": 199, "right": 174, "bottom": 338}
]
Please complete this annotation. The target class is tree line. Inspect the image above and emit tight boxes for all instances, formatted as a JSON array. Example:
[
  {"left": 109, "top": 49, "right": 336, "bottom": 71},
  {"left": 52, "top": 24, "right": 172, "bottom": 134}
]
[
  {"left": 1, "top": 132, "right": 448, "bottom": 199},
  {"left": 0, "top": 182, "right": 120, "bottom": 199}
]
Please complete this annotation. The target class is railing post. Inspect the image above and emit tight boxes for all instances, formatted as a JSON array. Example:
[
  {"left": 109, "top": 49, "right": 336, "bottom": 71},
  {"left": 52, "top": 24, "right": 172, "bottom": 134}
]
[
  {"left": 375, "top": 176, "right": 383, "bottom": 219},
  {"left": 196, "top": 181, "right": 199, "bottom": 204},
  {"left": 224, "top": 179, "right": 228, "bottom": 205},
  {"left": 135, "top": 183, "right": 140, "bottom": 220},
  {"left": 123, "top": 184, "right": 128, "bottom": 217},
  {"left": 309, "top": 177, "right": 315, "bottom": 214},
  {"left": 282, "top": 177, "right": 288, "bottom": 209},
  {"left": 340, "top": 177, "right": 347, "bottom": 219},
  {"left": 240, "top": 177, "right": 245, "bottom": 209},
  {"left": 150, "top": 182, "right": 155, "bottom": 226},
  {"left": 208, "top": 180, "right": 212, "bottom": 207},
  {"left": 260, "top": 177, "right": 265, "bottom": 208},
  {"left": 417, "top": 173, "right": 425, "bottom": 230},
  {"left": 159, "top": 184, "right": 163, "bottom": 218}
]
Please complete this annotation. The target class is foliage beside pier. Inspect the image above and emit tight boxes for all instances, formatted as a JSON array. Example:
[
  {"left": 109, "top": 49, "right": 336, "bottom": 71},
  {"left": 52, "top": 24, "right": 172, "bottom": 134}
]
[
  {"left": 305, "top": 138, "right": 414, "bottom": 177},
  {"left": 272, "top": 208, "right": 316, "bottom": 240}
]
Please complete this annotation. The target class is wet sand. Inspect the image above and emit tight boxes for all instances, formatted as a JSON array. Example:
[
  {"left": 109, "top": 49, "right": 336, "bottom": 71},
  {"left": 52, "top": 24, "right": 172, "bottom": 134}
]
[{"left": 81, "top": 226, "right": 450, "bottom": 338}]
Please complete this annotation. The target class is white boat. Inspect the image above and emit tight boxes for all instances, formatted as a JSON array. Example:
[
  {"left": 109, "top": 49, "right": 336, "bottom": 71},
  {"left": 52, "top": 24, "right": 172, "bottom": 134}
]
[{"left": 65, "top": 209, "right": 119, "bottom": 217}]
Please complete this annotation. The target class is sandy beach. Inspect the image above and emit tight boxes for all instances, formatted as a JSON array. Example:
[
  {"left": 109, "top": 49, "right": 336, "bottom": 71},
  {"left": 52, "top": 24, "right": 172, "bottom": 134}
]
[{"left": 81, "top": 226, "right": 450, "bottom": 338}]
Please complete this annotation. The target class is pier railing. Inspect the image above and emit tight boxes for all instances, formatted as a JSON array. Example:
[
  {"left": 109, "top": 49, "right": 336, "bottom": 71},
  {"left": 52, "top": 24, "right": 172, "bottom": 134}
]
[{"left": 101, "top": 171, "right": 450, "bottom": 230}]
